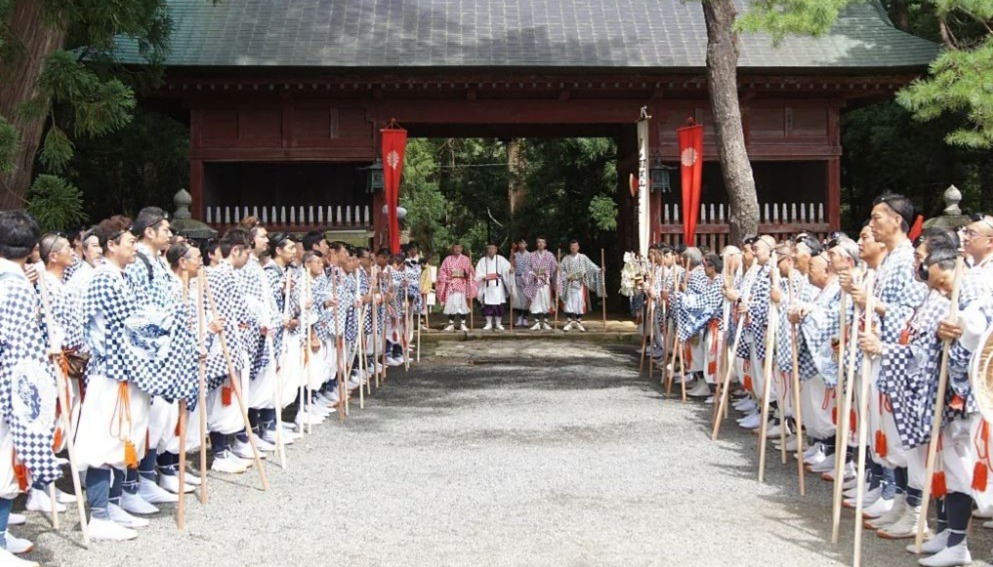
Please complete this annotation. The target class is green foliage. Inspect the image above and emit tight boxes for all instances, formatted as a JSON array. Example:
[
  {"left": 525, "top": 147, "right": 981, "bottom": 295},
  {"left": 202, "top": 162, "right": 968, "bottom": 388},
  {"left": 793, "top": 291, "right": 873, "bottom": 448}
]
[
  {"left": 735, "top": 0, "right": 858, "bottom": 42},
  {"left": 588, "top": 194, "right": 618, "bottom": 231},
  {"left": 0, "top": 116, "right": 16, "bottom": 174},
  {"left": 898, "top": 38, "right": 993, "bottom": 148},
  {"left": 38, "top": 126, "right": 73, "bottom": 172},
  {"left": 0, "top": 0, "right": 173, "bottom": 220},
  {"left": 26, "top": 174, "right": 86, "bottom": 230}
]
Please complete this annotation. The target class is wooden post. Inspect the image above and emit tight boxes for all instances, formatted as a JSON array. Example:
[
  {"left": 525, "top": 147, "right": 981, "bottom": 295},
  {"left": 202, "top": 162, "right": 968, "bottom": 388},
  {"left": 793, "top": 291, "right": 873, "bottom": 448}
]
[
  {"left": 600, "top": 248, "right": 607, "bottom": 330},
  {"left": 852, "top": 271, "right": 878, "bottom": 567},
  {"left": 37, "top": 273, "right": 89, "bottom": 546},
  {"left": 712, "top": 260, "right": 756, "bottom": 440},
  {"left": 914, "top": 258, "right": 965, "bottom": 552}
]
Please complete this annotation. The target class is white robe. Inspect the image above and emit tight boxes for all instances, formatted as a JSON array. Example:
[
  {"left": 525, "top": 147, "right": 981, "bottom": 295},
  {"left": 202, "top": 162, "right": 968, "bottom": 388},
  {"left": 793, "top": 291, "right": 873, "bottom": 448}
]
[{"left": 474, "top": 255, "right": 513, "bottom": 306}]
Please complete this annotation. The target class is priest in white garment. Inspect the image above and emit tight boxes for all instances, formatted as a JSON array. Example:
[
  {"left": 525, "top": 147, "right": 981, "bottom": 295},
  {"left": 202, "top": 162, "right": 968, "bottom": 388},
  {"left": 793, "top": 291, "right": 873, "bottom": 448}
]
[{"left": 474, "top": 242, "right": 514, "bottom": 331}]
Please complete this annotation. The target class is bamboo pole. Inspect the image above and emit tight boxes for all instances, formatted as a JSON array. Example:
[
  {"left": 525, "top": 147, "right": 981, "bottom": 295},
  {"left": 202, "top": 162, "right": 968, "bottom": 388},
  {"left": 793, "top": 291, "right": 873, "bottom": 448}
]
[
  {"left": 36, "top": 275, "right": 89, "bottom": 546},
  {"left": 830, "top": 289, "right": 850, "bottom": 543},
  {"left": 914, "top": 257, "right": 965, "bottom": 552},
  {"left": 554, "top": 249, "right": 562, "bottom": 331},
  {"left": 177, "top": 273, "right": 190, "bottom": 530},
  {"left": 852, "top": 270, "right": 878, "bottom": 567}
]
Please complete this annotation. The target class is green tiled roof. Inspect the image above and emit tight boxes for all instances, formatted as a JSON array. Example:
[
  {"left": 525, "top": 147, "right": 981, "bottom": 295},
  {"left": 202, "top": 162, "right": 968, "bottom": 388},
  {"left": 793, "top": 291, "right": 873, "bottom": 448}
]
[{"left": 115, "top": 0, "right": 938, "bottom": 70}]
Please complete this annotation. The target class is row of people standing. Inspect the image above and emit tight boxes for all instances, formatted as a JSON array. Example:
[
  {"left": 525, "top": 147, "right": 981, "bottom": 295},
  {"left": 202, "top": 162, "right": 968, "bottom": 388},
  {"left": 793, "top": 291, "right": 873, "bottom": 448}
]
[
  {"left": 637, "top": 194, "right": 993, "bottom": 567},
  {"left": 434, "top": 238, "right": 603, "bottom": 332}
]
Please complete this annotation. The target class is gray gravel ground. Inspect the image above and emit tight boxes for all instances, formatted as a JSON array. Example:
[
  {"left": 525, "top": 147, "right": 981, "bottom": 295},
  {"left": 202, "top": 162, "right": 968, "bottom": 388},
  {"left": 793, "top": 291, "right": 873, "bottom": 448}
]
[{"left": 21, "top": 339, "right": 993, "bottom": 566}]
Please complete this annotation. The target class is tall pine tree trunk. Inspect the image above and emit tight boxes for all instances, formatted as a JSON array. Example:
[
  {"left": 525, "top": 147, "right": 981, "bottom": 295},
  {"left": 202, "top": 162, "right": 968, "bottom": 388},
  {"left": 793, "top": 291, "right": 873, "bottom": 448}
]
[
  {"left": 0, "top": 0, "right": 67, "bottom": 209},
  {"left": 702, "top": 0, "right": 758, "bottom": 243}
]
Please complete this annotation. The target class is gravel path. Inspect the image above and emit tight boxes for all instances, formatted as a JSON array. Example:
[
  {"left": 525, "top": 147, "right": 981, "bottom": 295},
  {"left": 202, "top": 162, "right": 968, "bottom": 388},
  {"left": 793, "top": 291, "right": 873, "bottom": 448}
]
[{"left": 24, "top": 339, "right": 993, "bottom": 566}]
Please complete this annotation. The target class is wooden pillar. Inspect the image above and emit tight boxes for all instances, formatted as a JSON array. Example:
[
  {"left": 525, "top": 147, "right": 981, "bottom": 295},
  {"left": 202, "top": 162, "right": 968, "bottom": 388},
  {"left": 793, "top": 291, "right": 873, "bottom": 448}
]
[
  {"left": 827, "top": 157, "right": 841, "bottom": 230},
  {"left": 616, "top": 124, "right": 639, "bottom": 254},
  {"left": 190, "top": 160, "right": 204, "bottom": 221}
]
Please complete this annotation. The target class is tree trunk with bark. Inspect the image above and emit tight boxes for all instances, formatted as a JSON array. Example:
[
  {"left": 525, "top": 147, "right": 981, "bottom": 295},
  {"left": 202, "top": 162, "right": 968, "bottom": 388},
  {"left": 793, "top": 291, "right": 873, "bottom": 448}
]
[
  {"left": 702, "top": 0, "right": 759, "bottom": 244},
  {"left": 0, "top": 0, "right": 67, "bottom": 209}
]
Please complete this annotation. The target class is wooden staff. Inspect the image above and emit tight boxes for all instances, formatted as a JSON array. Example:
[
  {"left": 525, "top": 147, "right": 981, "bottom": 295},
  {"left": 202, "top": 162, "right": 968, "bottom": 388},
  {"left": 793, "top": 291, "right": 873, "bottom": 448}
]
[
  {"left": 639, "top": 263, "right": 652, "bottom": 374},
  {"left": 829, "top": 287, "right": 850, "bottom": 543},
  {"left": 36, "top": 274, "right": 88, "bottom": 546},
  {"left": 787, "top": 269, "right": 806, "bottom": 495},
  {"left": 554, "top": 249, "right": 562, "bottom": 330},
  {"left": 600, "top": 248, "right": 607, "bottom": 330},
  {"left": 356, "top": 272, "right": 367, "bottom": 410},
  {"left": 852, "top": 270, "right": 878, "bottom": 567},
  {"left": 303, "top": 272, "right": 314, "bottom": 434},
  {"left": 203, "top": 277, "right": 269, "bottom": 490},
  {"left": 403, "top": 287, "right": 411, "bottom": 371},
  {"left": 468, "top": 250, "right": 474, "bottom": 331},
  {"left": 667, "top": 261, "right": 692, "bottom": 402},
  {"left": 331, "top": 269, "right": 346, "bottom": 421},
  {"left": 758, "top": 252, "right": 780, "bottom": 483},
  {"left": 712, "top": 260, "right": 758, "bottom": 441},
  {"left": 417, "top": 291, "right": 423, "bottom": 363},
  {"left": 272, "top": 269, "right": 290, "bottom": 468},
  {"left": 914, "top": 256, "right": 965, "bottom": 552},
  {"left": 177, "top": 272, "right": 190, "bottom": 530},
  {"left": 194, "top": 270, "right": 209, "bottom": 503}
]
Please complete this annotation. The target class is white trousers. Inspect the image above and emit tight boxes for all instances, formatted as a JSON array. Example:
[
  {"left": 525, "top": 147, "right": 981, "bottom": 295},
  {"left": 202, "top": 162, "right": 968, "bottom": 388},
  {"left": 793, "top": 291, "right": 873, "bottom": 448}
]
[{"left": 73, "top": 374, "right": 150, "bottom": 472}]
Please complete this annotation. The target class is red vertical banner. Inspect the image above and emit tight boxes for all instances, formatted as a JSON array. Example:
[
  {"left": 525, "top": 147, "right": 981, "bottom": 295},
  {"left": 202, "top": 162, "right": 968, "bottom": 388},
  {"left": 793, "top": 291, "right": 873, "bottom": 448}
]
[
  {"left": 677, "top": 120, "right": 703, "bottom": 245},
  {"left": 380, "top": 125, "right": 407, "bottom": 254}
]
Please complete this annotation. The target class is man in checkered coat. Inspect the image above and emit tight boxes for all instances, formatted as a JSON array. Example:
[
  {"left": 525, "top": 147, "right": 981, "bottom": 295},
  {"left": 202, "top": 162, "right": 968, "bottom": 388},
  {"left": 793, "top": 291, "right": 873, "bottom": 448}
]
[
  {"left": 735, "top": 236, "right": 775, "bottom": 432},
  {"left": 851, "top": 194, "right": 929, "bottom": 528},
  {"left": 120, "top": 207, "right": 187, "bottom": 513},
  {"left": 0, "top": 211, "right": 63, "bottom": 559},
  {"left": 670, "top": 247, "right": 720, "bottom": 397},
  {"left": 74, "top": 216, "right": 151, "bottom": 541}
]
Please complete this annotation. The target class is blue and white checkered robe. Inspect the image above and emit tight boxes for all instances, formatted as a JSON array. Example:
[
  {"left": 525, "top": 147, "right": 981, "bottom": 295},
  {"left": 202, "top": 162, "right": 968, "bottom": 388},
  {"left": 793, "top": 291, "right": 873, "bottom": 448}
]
[
  {"left": 202, "top": 263, "right": 247, "bottom": 391},
  {"left": 237, "top": 257, "right": 273, "bottom": 380},
  {"left": 120, "top": 246, "right": 199, "bottom": 402},
  {"left": 41, "top": 271, "right": 83, "bottom": 350},
  {"left": 776, "top": 270, "right": 810, "bottom": 372},
  {"left": 83, "top": 265, "right": 139, "bottom": 384},
  {"left": 0, "top": 261, "right": 61, "bottom": 485},
  {"left": 402, "top": 260, "right": 423, "bottom": 312},
  {"left": 263, "top": 262, "right": 288, "bottom": 358},
  {"left": 798, "top": 279, "right": 841, "bottom": 384},
  {"left": 736, "top": 263, "right": 772, "bottom": 361},
  {"left": 674, "top": 267, "right": 722, "bottom": 341},
  {"left": 162, "top": 273, "right": 201, "bottom": 408},
  {"left": 878, "top": 290, "right": 948, "bottom": 449},
  {"left": 342, "top": 270, "right": 361, "bottom": 344},
  {"left": 358, "top": 268, "right": 374, "bottom": 336},
  {"left": 876, "top": 243, "right": 929, "bottom": 395},
  {"left": 311, "top": 272, "right": 338, "bottom": 344}
]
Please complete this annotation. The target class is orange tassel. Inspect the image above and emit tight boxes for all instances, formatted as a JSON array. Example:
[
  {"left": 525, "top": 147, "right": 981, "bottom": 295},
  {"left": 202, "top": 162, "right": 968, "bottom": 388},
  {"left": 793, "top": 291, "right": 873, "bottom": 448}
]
[
  {"left": 744, "top": 374, "right": 753, "bottom": 392},
  {"left": 222, "top": 385, "right": 233, "bottom": 406},
  {"left": 708, "top": 360, "right": 717, "bottom": 375},
  {"left": 12, "top": 452, "right": 28, "bottom": 492},
  {"left": 174, "top": 418, "right": 182, "bottom": 438},
  {"left": 932, "top": 471, "right": 948, "bottom": 499},
  {"left": 973, "top": 462, "right": 989, "bottom": 492},
  {"left": 831, "top": 406, "right": 838, "bottom": 426},
  {"left": 124, "top": 441, "right": 138, "bottom": 469},
  {"left": 875, "top": 430, "right": 888, "bottom": 458},
  {"left": 949, "top": 395, "right": 965, "bottom": 412},
  {"left": 52, "top": 427, "right": 63, "bottom": 452},
  {"left": 849, "top": 409, "right": 857, "bottom": 434}
]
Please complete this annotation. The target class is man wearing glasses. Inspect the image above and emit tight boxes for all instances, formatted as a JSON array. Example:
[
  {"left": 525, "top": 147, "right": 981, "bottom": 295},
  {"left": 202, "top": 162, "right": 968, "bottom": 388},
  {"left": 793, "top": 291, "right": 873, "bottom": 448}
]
[{"left": 961, "top": 213, "right": 993, "bottom": 277}]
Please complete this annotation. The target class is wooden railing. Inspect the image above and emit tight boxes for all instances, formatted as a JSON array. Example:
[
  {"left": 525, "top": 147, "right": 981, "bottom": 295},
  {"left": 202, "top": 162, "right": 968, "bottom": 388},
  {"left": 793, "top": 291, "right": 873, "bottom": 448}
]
[
  {"left": 658, "top": 202, "right": 830, "bottom": 252},
  {"left": 205, "top": 204, "right": 372, "bottom": 232}
]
